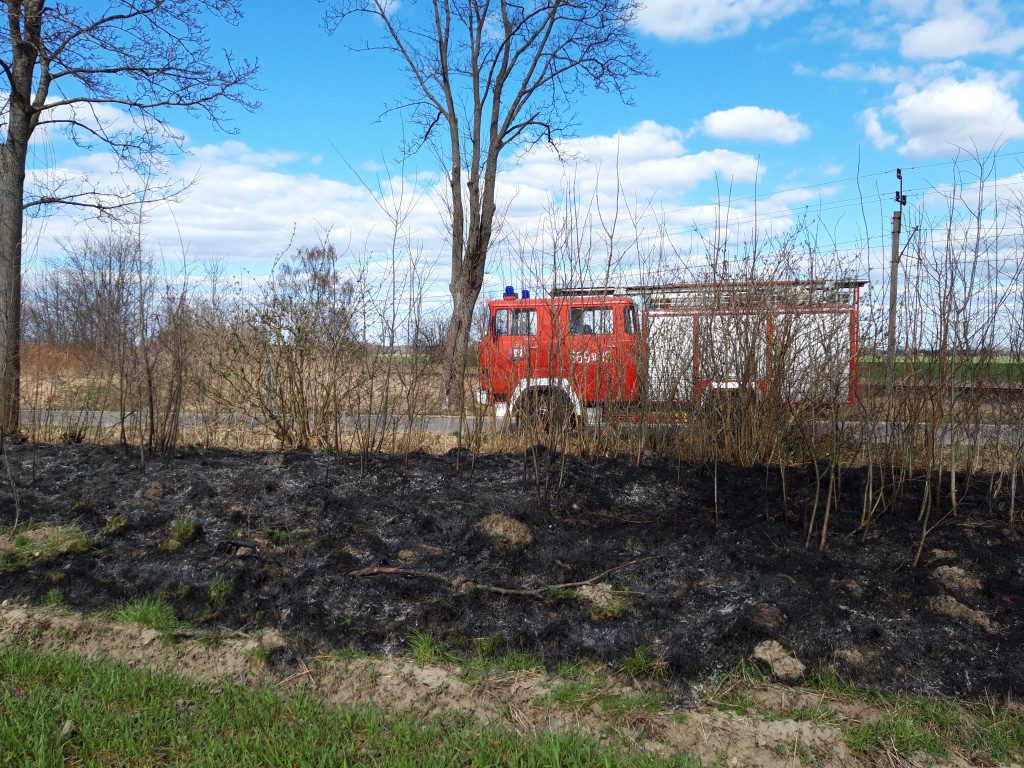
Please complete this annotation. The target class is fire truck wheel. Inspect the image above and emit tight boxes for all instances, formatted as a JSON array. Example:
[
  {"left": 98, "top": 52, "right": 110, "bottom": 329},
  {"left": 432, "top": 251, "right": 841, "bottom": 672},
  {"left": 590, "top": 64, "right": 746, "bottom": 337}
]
[{"left": 516, "top": 390, "right": 573, "bottom": 433}]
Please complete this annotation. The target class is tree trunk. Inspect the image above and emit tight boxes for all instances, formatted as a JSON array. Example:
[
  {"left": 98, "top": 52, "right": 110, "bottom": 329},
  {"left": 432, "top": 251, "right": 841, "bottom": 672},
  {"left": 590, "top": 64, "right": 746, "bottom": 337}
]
[
  {"left": 439, "top": 152, "right": 498, "bottom": 412},
  {"left": 0, "top": 144, "right": 27, "bottom": 434},
  {"left": 438, "top": 131, "right": 497, "bottom": 411},
  {"left": 1, "top": 1, "right": 43, "bottom": 435},
  {"left": 439, "top": 244, "right": 485, "bottom": 411}
]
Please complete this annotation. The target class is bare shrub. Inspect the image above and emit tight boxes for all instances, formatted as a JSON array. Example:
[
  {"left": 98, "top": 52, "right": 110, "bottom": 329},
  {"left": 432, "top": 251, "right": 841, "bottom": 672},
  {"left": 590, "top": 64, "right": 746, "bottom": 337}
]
[
  {"left": 23, "top": 230, "right": 195, "bottom": 457},
  {"left": 193, "top": 242, "right": 358, "bottom": 450}
]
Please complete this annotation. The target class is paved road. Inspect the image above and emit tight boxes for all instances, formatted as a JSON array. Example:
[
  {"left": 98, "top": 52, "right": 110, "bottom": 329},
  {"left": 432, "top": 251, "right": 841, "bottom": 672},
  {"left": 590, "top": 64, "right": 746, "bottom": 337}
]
[
  {"left": 19, "top": 409, "right": 493, "bottom": 436},
  {"left": 19, "top": 408, "right": 1024, "bottom": 446}
]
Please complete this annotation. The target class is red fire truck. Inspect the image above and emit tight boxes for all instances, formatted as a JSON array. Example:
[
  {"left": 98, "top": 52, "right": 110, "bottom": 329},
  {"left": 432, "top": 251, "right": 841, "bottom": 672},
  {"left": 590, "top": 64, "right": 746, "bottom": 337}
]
[{"left": 476, "top": 279, "right": 867, "bottom": 427}]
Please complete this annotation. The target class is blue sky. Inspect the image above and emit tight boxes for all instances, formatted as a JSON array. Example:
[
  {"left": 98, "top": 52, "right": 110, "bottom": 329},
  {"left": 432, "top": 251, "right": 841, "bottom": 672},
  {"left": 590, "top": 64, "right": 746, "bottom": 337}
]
[{"left": 25, "top": 0, "right": 1024, "bottom": 309}]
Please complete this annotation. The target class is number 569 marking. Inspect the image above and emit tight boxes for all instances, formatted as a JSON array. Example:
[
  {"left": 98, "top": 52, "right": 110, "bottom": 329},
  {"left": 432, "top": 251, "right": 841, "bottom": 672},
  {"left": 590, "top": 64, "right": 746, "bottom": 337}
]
[{"left": 571, "top": 351, "right": 600, "bottom": 364}]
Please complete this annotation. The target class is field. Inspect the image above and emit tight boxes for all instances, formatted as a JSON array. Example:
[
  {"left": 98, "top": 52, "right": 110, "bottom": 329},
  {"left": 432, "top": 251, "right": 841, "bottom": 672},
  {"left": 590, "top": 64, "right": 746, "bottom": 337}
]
[
  {"left": 2, "top": 441, "right": 1024, "bottom": 766},
  {"left": 859, "top": 354, "right": 1024, "bottom": 384}
]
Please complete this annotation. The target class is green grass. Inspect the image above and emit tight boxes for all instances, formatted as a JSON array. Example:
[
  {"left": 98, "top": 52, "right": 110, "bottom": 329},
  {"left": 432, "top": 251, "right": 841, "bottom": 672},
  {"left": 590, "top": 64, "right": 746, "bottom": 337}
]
[
  {"left": 0, "top": 524, "right": 93, "bottom": 572},
  {"left": 496, "top": 649, "right": 545, "bottom": 674},
  {"left": 618, "top": 647, "right": 669, "bottom": 681},
  {"left": 405, "top": 631, "right": 457, "bottom": 666},
  {"left": 6, "top": 630, "right": 1024, "bottom": 768},
  {"left": 860, "top": 355, "right": 1024, "bottom": 384},
  {"left": 588, "top": 598, "right": 626, "bottom": 620},
  {"left": 542, "top": 662, "right": 611, "bottom": 710},
  {"left": 789, "top": 701, "right": 839, "bottom": 724},
  {"left": 102, "top": 515, "right": 129, "bottom": 536},
  {"left": 461, "top": 636, "right": 544, "bottom": 687},
  {"left": 207, "top": 577, "right": 232, "bottom": 608},
  {"left": 162, "top": 518, "right": 199, "bottom": 551},
  {"left": 39, "top": 589, "right": 67, "bottom": 609},
  {"left": 265, "top": 528, "right": 290, "bottom": 545},
  {"left": 805, "top": 668, "right": 1024, "bottom": 763},
  {"left": 109, "top": 594, "right": 184, "bottom": 634},
  {"left": 844, "top": 696, "right": 1024, "bottom": 764},
  {"left": 804, "top": 666, "right": 855, "bottom": 695},
  {"left": 844, "top": 712, "right": 949, "bottom": 759},
  {"left": 0, "top": 647, "right": 699, "bottom": 767},
  {"left": 600, "top": 692, "right": 662, "bottom": 717},
  {"left": 967, "top": 707, "right": 1024, "bottom": 762}
]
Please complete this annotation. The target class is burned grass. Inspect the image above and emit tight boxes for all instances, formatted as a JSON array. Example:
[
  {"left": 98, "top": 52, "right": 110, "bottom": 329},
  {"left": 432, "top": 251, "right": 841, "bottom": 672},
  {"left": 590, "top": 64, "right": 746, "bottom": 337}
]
[{"left": 1, "top": 441, "right": 1022, "bottom": 701}]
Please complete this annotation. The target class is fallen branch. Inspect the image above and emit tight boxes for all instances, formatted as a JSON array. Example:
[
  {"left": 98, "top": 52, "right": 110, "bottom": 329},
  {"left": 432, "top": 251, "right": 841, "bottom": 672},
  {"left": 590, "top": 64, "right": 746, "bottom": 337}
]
[
  {"left": 550, "top": 556, "right": 657, "bottom": 590},
  {"left": 345, "top": 557, "right": 658, "bottom": 600},
  {"left": 346, "top": 566, "right": 448, "bottom": 582}
]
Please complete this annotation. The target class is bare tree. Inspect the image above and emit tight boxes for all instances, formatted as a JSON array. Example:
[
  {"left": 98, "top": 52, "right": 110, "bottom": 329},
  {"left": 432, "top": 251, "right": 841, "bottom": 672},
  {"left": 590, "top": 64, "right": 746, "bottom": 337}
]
[
  {"left": 25, "top": 232, "right": 143, "bottom": 351},
  {"left": 0, "top": 0, "right": 258, "bottom": 432},
  {"left": 324, "top": 0, "right": 651, "bottom": 409}
]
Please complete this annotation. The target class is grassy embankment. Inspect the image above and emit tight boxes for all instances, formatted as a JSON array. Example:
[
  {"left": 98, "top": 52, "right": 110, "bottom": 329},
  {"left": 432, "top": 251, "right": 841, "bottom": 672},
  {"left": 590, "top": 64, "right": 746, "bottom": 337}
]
[
  {"left": 4, "top": 638, "right": 1024, "bottom": 767},
  {"left": 0, "top": 642, "right": 692, "bottom": 767},
  {"left": 3, "top": 592, "right": 1024, "bottom": 768}
]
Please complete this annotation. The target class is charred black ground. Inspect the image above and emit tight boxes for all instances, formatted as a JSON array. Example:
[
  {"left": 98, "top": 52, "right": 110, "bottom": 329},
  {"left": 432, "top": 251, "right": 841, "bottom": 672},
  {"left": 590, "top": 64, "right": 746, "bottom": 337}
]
[{"left": 2, "top": 441, "right": 1022, "bottom": 699}]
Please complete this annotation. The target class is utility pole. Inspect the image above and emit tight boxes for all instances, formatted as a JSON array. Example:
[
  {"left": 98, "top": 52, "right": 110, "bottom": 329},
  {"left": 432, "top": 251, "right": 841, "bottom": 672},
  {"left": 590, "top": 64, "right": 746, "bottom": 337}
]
[{"left": 886, "top": 168, "right": 907, "bottom": 380}]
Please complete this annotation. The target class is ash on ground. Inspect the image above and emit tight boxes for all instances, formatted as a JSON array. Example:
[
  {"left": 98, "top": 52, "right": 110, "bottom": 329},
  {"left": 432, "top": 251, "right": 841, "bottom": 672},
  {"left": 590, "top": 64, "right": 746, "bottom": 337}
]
[{"left": 2, "top": 442, "right": 1022, "bottom": 699}]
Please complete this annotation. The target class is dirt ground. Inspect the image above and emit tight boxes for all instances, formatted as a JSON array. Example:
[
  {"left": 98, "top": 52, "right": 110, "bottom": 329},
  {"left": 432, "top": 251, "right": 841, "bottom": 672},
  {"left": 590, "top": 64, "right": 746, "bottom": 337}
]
[{"left": 2, "top": 441, "right": 1023, "bottom": 765}]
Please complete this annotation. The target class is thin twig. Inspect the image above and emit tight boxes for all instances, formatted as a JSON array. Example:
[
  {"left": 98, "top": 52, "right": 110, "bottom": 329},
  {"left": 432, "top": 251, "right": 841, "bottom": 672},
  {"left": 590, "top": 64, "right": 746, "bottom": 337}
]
[
  {"left": 547, "top": 556, "right": 659, "bottom": 590},
  {"left": 275, "top": 662, "right": 317, "bottom": 689},
  {"left": 345, "top": 556, "right": 659, "bottom": 600},
  {"left": 345, "top": 567, "right": 450, "bottom": 582}
]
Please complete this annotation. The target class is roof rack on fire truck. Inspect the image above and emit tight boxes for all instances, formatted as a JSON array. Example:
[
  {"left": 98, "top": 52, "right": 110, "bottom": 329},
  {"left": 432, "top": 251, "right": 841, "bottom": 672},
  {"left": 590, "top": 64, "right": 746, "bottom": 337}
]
[{"left": 551, "top": 278, "right": 868, "bottom": 309}]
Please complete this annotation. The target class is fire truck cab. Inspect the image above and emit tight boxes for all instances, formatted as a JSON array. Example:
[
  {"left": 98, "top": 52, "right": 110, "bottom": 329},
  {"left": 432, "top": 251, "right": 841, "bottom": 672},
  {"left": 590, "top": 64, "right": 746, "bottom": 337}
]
[{"left": 476, "top": 287, "right": 641, "bottom": 426}]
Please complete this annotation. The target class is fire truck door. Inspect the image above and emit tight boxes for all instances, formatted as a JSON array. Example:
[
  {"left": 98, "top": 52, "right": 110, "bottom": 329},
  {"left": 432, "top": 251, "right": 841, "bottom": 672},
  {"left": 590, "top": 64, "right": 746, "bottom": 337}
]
[
  {"left": 489, "top": 307, "right": 540, "bottom": 394},
  {"left": 566, "top": 306, "right": 620, "bottom": 402}
]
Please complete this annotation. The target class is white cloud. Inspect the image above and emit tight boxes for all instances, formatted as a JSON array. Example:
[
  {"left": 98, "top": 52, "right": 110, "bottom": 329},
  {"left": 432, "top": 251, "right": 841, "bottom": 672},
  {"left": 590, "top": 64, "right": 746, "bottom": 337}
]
[
  {"left": 861, "top": 107, "right": 898, "bottom": 148},
  {"left": 505, "top": 121, "right": 762, "bottom": 203},
  {"left": 636, "top": 0, "right": 807, "bottom": 41},
  {"left": 545, "top": 120, "right": 688, "bottom": 165},
  {"left": 803, "top": 8, "right": 895, "bottom": 51},
  {"left": 887, "top": 76, "right": 1024, "bottom": 156},
  {"left": 871, "top": 0, "right": 933, "bottom": 20},
  {"left": 28, "top": 141, "right": 442, "bottom": 276},
  {"left": 820, "top": 63, "right": 905, "bottom": 84},
  {"left": 700, "top": 107, "right": 811, "bottom": 143},
  {"left": 764, "top": 186, "right": 839, "bottom": 207},
  {"left": 188, "top": 141, "right": 300, "bottom": 169},
  {"left": 901, "top": 2, "right": 1024, "bottom": 59}
]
